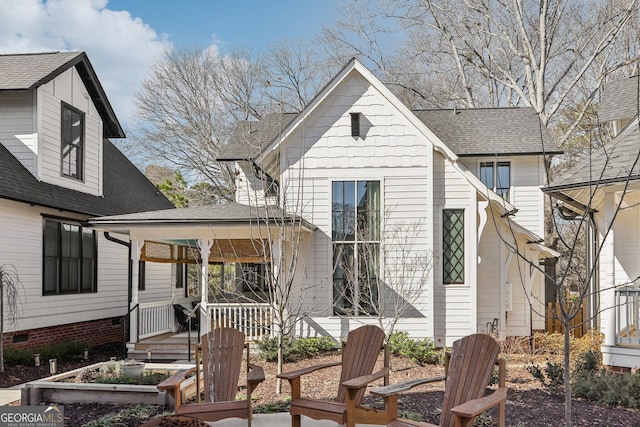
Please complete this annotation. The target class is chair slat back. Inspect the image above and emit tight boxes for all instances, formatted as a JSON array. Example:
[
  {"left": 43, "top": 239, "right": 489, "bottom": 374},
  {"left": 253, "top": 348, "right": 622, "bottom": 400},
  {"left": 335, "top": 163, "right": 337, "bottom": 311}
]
[
  {"left": 201, "top": 327, "right": 246, "bottom": 403},
  {"left": 440, "top": 334, "right": 500, "bottom": 427},
  {"left": 337, "top": 325, "right": 386, "bottom": 404}
]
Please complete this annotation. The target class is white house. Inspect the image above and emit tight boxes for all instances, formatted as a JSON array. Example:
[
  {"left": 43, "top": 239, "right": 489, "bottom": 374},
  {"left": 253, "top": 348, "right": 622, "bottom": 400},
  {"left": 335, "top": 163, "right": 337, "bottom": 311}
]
[
  {"left": 91, "top": 59, "right": 559, "bottom": 348},
  {"left": 0, "top": 52, "right": 174, "bottom": 350},
  {"left": 545, "top": 75, "right": 640, "bottom": 370}
]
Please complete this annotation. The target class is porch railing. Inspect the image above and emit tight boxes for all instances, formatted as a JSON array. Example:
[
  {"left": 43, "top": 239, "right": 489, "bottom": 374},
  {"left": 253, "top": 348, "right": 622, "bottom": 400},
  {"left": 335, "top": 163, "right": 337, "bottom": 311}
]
[
  {"left": 138, "top": 301, "right": 174, "bottom": 339},
  {"left": 207, "top": 302, "right": 274, "bottom": 342},
  {"left": 615, "top": 287, "right": 640, "bottom": 347}
]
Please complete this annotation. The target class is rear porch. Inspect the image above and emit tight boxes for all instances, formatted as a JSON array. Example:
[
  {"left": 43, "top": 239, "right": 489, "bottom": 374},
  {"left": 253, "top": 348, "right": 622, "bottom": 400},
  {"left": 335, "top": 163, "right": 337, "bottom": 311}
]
[{"left": 127, "top": 299, "right": 274, "bottom": 361}]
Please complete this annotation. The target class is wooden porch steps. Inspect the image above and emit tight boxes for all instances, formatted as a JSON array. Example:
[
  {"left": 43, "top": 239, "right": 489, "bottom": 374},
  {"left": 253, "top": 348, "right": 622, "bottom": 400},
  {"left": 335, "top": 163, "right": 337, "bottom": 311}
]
[{"left": 127, "top": 332, "right": 200, "bottom": 362}]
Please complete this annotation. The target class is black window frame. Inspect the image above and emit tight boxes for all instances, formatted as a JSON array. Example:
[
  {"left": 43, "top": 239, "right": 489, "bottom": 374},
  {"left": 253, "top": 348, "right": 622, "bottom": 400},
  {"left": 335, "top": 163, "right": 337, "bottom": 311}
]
[
  {"left": 442, "top": 209, "right": 465, "bottom": 285},
  {"left": 60, "top": 102, "right": 85, "bottom": 181},
  {"left": 43, "top": 217, "right": 97, "bottom": 295},
  {"left": 480, "top": 160, "right": 511, "bottom": 202}
]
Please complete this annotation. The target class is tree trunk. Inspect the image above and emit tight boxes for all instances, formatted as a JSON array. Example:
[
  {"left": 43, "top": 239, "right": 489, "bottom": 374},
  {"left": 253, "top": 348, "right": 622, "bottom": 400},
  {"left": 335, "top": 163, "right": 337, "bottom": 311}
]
[
  {"left": 276, "top": 332, "right": 283, "bottom": 394},
  {"left": 564, "top": 321, "right": 572, "bottom": 427}
]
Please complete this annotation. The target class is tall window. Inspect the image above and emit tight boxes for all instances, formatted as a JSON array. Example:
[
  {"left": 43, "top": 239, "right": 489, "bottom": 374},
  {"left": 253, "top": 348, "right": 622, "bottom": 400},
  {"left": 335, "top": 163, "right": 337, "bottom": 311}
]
[
  {"left": 332, "top": 180, "right": 380, "bottom": 315},
  {"left": 442, "top": 209, "right": 464, "bottom": 284},
  {"left": 480, "top": 161, "right": 510, "bottom": 202},
  {"left": 61, "top": 103, "right": 84, "bottom": 180},
  {"left": 43, "top": 218, "right": 96, "bottom": 295}
]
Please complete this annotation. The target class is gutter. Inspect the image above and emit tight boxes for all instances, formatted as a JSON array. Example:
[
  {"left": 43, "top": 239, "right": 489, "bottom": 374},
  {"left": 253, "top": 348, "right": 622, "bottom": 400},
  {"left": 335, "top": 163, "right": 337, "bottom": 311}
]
[{"left": 104, "top": 232, "right": 132, "bottom": 356}]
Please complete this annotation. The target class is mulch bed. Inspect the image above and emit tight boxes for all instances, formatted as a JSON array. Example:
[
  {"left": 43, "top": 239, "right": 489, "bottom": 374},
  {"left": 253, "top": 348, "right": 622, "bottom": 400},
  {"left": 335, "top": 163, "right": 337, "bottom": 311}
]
[{"left": 0, "top": 343, "right": 638, "bottom": 426}]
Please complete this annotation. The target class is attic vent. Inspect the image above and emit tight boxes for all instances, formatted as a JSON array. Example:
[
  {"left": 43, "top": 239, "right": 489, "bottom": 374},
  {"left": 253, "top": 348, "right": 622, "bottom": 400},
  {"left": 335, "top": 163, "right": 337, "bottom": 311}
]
[{"left": 350, "top": 112, "right": 361, "bottom": 138}]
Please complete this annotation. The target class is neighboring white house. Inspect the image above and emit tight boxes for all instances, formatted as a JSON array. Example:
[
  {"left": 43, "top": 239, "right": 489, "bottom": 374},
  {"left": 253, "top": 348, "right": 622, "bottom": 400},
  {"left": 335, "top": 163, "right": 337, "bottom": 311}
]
[
  {"left": 545, "top": 75, "right": 640, "bottom": 370},
  {"left": 0, "top": 52, "right": 174, "bottom": 350},
  {"left": 92, "top": 59, "right": 560, "bottom": 347}
]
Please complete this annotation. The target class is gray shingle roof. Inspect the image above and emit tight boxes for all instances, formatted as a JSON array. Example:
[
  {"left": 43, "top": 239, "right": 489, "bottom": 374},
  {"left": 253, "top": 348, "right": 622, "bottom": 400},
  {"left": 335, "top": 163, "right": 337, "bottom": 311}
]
[
  {"left": 0, "top": 51, "right": 82, "bottom": 90},
  {"left": 0, "top": 51, "right": 124, "bottom": 138},
  {"left": 413, "top": 108, "right": 559, "bottom": 156},
  {"left": 220, "top": 108, "right": 559, "bottom": 161},
  {"left": 90, "top": 201, "right": 317, "bottom": 231},
  {"left": 0, "top": 139, "right": 174, "bottom": 216},
  {"left": 218, "top": 113, "right": 297, "bottom": 160},
  {"left": 598, "top": 76, "right": 640, "bottom": 124},
  {"left": 546, "top": 121, "right": 640, "bottom": 191}
]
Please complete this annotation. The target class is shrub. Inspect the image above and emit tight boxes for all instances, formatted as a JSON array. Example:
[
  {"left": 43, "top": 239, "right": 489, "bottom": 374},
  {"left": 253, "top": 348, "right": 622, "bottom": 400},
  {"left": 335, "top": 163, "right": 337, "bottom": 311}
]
[
  {"left": 573, "top": 350, "right": 601, "bottom": 375},
  {"left": 3, "top": 346, "right": 32, "bottom": 366},
  {"left": 37, "top": 340, "right": 89, "bottom": 362},
  {"left": 573, "top": 369, "right": 640, "bottom": 409},
  {"left": 256, "top": 336, "right": 293, "bottom": 362},
  {"left": 527, "top": 361, "right": 564, "bottom": 387},
  {"left": 291, "top": 336, "right": 336, "bottom": 357},
  {"left": 256, "top": 335, "right": 340, "bottom": 362},
  {"left": 389, "top": 331, "right": 440, "bottom": 365}
]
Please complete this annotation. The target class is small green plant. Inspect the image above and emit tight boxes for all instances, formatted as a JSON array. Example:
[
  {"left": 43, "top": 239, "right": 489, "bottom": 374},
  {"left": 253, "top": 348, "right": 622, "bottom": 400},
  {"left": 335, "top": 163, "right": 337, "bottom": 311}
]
[
  {"left": 82, "top": 404, "right": 156, "bottom": 427},
  {"left": 527, "top": 361, "right": 564, "bottom": 387},
  {"left": 256, "top": 336, "right": 293, "bottom": 362},
  {"left": 389, "top": 331, "right": 440, "bottom": 365},
  {"left": 573, "top": 350, "right": 601, "bottom": 375},
  {"left": 81, "top": 412, "right": 127, "bottom": 427}
]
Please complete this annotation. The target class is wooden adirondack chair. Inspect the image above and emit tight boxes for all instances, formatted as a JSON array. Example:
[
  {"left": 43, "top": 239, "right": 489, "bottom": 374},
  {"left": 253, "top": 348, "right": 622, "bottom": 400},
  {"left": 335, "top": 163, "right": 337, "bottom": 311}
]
[
  {"left": 277, "top": 325, "right": 390, "bottom": 427},
  {"left": 371, "top": 333, "right": 508, "bottom": 427},
  {"left": 156, "top": 327, "right": 265, "bottom": 426}
]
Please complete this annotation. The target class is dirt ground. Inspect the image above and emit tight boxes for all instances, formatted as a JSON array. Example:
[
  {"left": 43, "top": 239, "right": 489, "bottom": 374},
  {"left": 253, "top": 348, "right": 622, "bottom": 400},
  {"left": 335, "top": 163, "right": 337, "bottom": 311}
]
[{"left": 0, "top": 344, "right": 638, "bottom": 427}]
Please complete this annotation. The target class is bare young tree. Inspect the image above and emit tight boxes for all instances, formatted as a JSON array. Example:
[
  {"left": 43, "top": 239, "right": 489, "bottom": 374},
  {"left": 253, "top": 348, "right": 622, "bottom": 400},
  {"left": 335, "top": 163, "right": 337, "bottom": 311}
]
[{"left": 0, "top": 264, "right": 24, "bottom": 372}]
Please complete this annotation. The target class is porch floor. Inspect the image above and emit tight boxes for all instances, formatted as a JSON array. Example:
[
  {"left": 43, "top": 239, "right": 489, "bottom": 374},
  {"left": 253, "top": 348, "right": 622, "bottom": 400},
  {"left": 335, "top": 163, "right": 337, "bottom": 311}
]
[{"left": 128, "top": 330, "right": 201, "bottom": 362}]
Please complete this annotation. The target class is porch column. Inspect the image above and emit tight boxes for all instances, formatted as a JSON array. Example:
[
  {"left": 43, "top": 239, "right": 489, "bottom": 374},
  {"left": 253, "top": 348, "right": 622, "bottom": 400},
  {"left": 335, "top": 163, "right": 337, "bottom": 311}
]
[
  {"left": 601, "top": 192, "right": 616, "bottom": 348},
  {"left": 198, "top": 239, "right": 214, "bottom": 336},
  {"left": 129, "top": 239, "right": 144, "bottom": 347}
]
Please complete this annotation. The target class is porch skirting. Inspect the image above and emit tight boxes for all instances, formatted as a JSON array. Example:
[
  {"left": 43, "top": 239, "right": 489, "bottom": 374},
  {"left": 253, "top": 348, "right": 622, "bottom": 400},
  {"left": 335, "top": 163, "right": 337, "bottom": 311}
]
[{"left": 2, "top": 317, "right": 127, "bottom": 351}]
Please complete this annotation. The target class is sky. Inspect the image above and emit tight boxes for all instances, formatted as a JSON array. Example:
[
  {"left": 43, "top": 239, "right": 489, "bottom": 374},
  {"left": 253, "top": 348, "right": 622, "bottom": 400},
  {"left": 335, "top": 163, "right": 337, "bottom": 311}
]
[{"left": 0, "top": 0, "right": 342, "bottom": 130}]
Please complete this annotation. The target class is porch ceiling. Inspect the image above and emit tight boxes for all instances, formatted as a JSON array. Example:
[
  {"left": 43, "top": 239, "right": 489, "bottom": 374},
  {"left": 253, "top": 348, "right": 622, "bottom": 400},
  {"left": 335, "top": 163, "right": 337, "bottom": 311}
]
[{"left": 143, "top": 239, "right": 268, "bottom": 263}]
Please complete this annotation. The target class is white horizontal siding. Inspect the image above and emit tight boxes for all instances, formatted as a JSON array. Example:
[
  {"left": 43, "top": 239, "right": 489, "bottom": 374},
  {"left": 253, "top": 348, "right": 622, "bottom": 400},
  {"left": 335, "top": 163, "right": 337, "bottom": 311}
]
[
  {"left": 0, "top": 199, "right": 131, "bottom": 332},
  {"left": 0, "top": 91, "right": 37, "bottom": 174},
  {"left": 139, "top": 263, "right": 173, "bottom": 303}
]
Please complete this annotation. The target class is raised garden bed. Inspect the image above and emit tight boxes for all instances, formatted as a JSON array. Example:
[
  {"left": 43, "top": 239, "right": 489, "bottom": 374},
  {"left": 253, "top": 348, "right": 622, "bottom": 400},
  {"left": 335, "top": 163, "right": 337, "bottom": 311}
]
[{"left": 22, "top": 361, "right": 196, "bottom": 407}]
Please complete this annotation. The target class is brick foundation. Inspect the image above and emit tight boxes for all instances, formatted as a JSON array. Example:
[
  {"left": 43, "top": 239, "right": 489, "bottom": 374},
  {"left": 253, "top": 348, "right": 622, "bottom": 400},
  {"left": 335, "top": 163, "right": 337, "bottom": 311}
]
[
  {"left": 2, "top": 317, "right": 127, "bottom": 351},
  {"left": 608, "top": 365, "right": 632, "bottom": 375}
]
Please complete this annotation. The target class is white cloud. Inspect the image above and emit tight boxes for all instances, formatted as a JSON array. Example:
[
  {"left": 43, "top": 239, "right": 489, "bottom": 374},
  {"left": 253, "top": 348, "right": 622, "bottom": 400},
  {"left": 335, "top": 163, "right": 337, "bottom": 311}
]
[{"left": 0, "top": 0, "right": 172, "bottom": 129}]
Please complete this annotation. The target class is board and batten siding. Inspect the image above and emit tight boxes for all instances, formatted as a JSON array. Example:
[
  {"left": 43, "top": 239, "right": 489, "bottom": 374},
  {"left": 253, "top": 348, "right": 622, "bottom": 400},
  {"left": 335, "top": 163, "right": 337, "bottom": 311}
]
[
  {"left": 37, "top": 66, "right": 103, "bottom": 196},
  {"left": 0, "top": 199, "right": 131, "bottom": 332},
  {"left": 278, "top": 71, "right": 435, "bottom": 339},
  {"left": 0, "top": 91, "right": 37, "bottom": 174}
]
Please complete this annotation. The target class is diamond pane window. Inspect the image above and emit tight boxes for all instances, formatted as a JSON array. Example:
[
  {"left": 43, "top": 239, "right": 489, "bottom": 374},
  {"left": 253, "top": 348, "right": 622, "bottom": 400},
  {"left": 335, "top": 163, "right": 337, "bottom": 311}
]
[{"left": 443, "top": 209, "right": 464, "bottom": 284}]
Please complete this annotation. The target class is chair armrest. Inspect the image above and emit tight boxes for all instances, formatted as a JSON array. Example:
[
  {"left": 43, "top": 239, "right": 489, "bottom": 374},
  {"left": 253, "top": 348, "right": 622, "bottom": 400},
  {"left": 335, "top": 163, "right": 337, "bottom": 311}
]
[
  {"left": 450, "top": 387, "right": 508, "bottom": 419},
  {"left": 248, "top": 363, "right": 266, "bottom": 384},
  {"left": 157, "top": 368, "right": 198, "bottom": 392},
  {"left": 370, "top": 375, "right": 446, "bottom": 397},
  {"left": 276, "top": 361, "right": 342, "bottom": 380},
  {"left": 342, "top": 367, "right": 390, "bottom": 390}
]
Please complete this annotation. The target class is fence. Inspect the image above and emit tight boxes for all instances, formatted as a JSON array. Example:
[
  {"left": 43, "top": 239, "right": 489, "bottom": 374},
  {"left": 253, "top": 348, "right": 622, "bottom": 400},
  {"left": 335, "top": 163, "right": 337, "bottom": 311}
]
[{"left": 545, "top": 301, "right": 587, "bottom": 338}]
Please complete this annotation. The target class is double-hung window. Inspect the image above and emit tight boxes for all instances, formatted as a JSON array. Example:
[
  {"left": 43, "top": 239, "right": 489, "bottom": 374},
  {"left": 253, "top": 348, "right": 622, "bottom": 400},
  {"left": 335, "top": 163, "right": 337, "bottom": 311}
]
[
  {"left": 332, "top": 180, "right": 380, "bottom": 315},
  {"left": 480, "top": 161, "right": 510, "bottom": 202},
  {"left": 61, "top": 103, "right": 84, "bottom": 180},
  {"left": 43, "top": 218, "right": 97, "bottom": 295}
]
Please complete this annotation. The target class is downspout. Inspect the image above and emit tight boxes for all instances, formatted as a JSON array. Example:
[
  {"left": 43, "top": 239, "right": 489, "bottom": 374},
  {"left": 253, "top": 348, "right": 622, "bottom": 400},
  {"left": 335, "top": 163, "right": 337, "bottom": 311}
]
[{"left": 104, "top": 232, "right": 132, "bottom": 357}]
